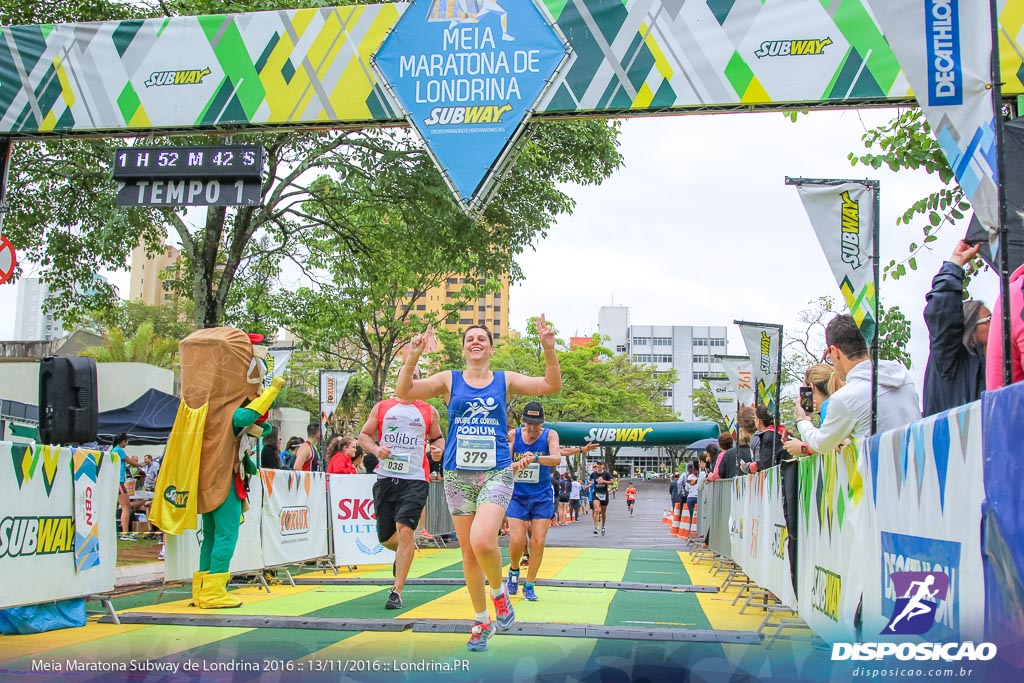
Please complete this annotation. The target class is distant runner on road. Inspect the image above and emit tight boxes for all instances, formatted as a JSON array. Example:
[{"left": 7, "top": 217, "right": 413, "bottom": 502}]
[
  {"left": 589, "top": 462, "right": 614, "bottom": 536},
  {"left": 625, "top": 483, "right": 637, "bottom": 516}
]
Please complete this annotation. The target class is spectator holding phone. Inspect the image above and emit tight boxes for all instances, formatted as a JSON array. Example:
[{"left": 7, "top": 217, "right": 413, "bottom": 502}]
[{"left": 924, "top": 240, "right": 989, "bottom": 415}]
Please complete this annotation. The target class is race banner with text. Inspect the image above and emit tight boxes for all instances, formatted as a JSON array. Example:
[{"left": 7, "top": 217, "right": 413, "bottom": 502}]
[
  {"left": 708, "top": 379, "right": 738, "bottom": 430},
  {"left": 797, "top": 441, "right": 873, "bottom": 643},
  {"left": 0, "top": 444, "right": 117, "bottom": 609},
  {"left": 736, "top": 323, "right": 782, "bottom": 413},
  {"left": 164, "top": 475, "right": 265, "bottom": 583},
  {"left": 320, "top": 370, "right": 353, "bottom": 438},
  {"left": 329, "top": 474, "right": 395, "bottom": 567},
  {"left": 718, "top": 355, "right": 755, "bottom": 422},
  {"left": 262, "top": 348, "right": 293, "bottom": 390},
  {"left": 866, "top": 0, "right": 1000, "bottom": 235},
  {"left": 261, "top": 469, "right": 329, "bottom": 567},
  {"left": 861, "top": 401, "right": 986, "bottom": 642},
  {"left": 795, "top": 181, "right": 878, "bottom": 345},
  {"left": 729, "top": 468, "right": 797, "bottom": 608}
]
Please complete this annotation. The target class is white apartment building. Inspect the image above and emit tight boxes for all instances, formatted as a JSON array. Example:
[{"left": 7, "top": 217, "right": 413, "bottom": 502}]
[
  {"left": 598, "top": 306, "right": 728, "bottom": 421},
  {"left": 13, "top": 278, "right": 64, "bottom": 341}
]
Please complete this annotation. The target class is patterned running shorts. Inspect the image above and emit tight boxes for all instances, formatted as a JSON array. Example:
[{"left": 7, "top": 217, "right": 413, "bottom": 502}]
[{"left": 443, "top": 466, "right": 515, "bottom": 516}]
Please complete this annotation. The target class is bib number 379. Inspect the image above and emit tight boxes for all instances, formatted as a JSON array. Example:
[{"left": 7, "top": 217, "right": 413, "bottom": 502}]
[{"left": 456, "top": 436, "right": 497, "bottom": 471}]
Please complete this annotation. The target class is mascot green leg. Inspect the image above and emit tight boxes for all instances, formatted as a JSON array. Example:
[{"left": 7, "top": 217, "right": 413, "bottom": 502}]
[{"left": 196, "top": 487, "right": 243, "bottom": 609}]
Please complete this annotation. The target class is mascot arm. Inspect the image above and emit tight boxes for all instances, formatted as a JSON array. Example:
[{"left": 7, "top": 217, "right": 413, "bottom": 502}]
[{"left": 233, "top": 376, "right": 285, "bottom": 434}]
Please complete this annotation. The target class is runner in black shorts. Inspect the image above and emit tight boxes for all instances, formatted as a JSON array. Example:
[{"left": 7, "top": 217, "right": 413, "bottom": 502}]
[
  {"left": 359, "top": 375, "right": 444, "bottom": 610},
  {"left": 589, "top": 462, "right": 613, "bottom": 536}
]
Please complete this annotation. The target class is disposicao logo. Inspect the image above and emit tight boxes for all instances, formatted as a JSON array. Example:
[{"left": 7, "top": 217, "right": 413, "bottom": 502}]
[
  {"left": 831, "top": 569, "right": 997, "bottom": 662},
  {"left": 144, "top": 67, "right": 212, "bottom": 88},
  {"left": 754, "top": 37, "right": 832, "bottom": 58}
]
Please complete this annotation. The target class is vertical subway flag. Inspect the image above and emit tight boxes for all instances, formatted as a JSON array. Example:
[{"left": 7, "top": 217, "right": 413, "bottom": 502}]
[
  {"left": 736, "top": 323, "right": 782, "bottom": 413},
  {"left": 262, "top": 349, "right": 292, "bottom": 390},
  {"left": 795, "top": 181, "right": 877, "bottom": 345},
  {"left": 718, "top": 355, "right": 756, "bottom": 419},
  {"left": 866, "top": 0, "right": 999, "bottom": 234}
]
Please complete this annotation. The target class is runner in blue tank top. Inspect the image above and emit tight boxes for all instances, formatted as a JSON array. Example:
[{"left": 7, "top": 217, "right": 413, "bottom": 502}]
[
  {"left": 397, "top": 318, "right": 562, "bottom": 653},
  {"left": 506, "top": 400, "right": 561, "bottom": 602}
]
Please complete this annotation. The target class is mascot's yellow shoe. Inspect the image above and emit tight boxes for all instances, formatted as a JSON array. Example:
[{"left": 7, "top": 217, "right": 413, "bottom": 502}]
[
  {"left": 189, "top": 571, "right": 208, "bottom": 607},
  {"left": 197, "top": 572, "right": 242, "bottom": 609}
]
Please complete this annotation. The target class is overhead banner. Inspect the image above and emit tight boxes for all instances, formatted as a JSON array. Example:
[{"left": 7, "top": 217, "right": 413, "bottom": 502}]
[
  {"left": 718, "top": 355, "right": 755, "bottom": 422},
  {"left": 735, "top": 322, "right": 782, "bottom": 413},
  {"left": 372, "top": 0, "right": 569, "bottom": 209},
  {"left": 866, "top": 0, "right": 1000, "bottom": 236},
  {"left": 5, "top": 2, "right": 1024, "bottom": 138},
  {"left": 260, "top": 469, "right": 329, "bottom": 567},
  {"left": 329, "top": 474, "right": 395, "bottom": 567},
  {"left": 164, "top": 475, "right": 265, "bottom": 583},
  {"left": 0, "top": 444, "right": 117, "bottom": 609},
  {"left": 707, "top": 379, "right": 738, "bottom": 429},
  {"left": 862, "top": 401, "right": 986, "bottom": 642},
  {"left": 319, "top": 370, "right": 353, "bottom": 436},
  {"left": 794, "top": 181, "right": 878, "bottom": 345}
]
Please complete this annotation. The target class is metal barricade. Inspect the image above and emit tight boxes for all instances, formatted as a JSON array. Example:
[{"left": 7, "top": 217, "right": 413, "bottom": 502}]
[{"left": 420, "top": 480, "right": 454, "bottom": 538}]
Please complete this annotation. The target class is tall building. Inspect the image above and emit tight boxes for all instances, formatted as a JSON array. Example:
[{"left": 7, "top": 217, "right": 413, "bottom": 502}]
[
  {"left": 411, "top": 273, "right": 509, "bottom": 341},
  {"left": 13, "top": 277, "right": 64, "bottom": 341},
  {"left": 129, "top": 242, "right": 181, "bottom": 306},
  {"left": 598, "top": 306, "right": 728, "bottom": 421}
]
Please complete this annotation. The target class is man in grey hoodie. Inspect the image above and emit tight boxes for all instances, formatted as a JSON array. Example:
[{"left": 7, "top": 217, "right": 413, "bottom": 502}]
[{"left": 793, "top": 314, "right": 921, "bottom": 454}]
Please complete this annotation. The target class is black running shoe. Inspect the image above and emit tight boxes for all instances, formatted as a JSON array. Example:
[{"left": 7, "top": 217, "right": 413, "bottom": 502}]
[{"left": 385, "top": 590, "right": 402, "bottom": 610}]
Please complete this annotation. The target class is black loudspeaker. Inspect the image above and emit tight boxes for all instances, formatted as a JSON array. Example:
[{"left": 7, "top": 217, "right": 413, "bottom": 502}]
[{"left": 39, "top": 356, "right": 98, "bottom": 445}]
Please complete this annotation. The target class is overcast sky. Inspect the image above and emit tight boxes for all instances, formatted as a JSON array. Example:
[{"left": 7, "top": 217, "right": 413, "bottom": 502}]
[
  {"left": 0, "top": 107, "right": 1001, "bottom": 396},
  {"left": 509, "top": 107, "right": 1000, "bottom": 395}
]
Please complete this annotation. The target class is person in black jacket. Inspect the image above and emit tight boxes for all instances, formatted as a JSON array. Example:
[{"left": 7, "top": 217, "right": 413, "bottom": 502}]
[
  {"left": 922, "top": 241, "right": 990, "bottom": 416},
  {"left": 717, "top": 408, "right": 754, "bottom": 480},
  {"left": 744, "top": 405, "right": 788, "bottom": 474}
]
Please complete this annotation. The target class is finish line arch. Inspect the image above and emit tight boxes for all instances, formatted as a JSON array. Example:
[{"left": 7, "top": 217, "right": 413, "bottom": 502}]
[{"left": 545, "top": 421, "right": 719, "bottom": 447}]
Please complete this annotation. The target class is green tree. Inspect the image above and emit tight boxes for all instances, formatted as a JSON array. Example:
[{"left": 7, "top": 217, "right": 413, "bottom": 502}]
[
  {"left": 86, "top": 300, "right": 196, "bottom": 342},
  {"left": 848, "top": 108, "right": 984, "bottom": 287},
  {"left": 80, "top": 322, "right": 179, "bottom": 369}
]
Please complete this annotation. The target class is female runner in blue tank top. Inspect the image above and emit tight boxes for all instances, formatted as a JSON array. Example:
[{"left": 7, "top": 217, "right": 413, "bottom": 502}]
[{"left": 397, "top": 317, "right": 562, "bottom": 653}]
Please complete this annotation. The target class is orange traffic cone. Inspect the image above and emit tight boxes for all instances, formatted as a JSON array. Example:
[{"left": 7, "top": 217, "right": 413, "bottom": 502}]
[
  {"left": 687, "top": 503, "right": 699, "bottom": 539},
  {"left": 678, "top": 505, "right": 691, "bottom": 538},
  {"left": 670, "top": 503, "right": 682, "bottom": 537},
  {"left": 662, "top": 509, "right": 672, "bottom": 525}
]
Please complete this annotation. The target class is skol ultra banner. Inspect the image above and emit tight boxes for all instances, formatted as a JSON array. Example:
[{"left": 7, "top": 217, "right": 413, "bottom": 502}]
[
  {"left": 719, "top": 356, "right": 755, "bottom": 420},
  {"left": 736, "top": 323, "right": 782, "bottom": 413},
  {"left": 164, "top": 475, "right": 264, "bottom": 583},
  {"left": 867, "top": 0, "right": 1000, "bottom": 236},
  {"left": 795, "top": 181, "right": 877, "bottom": 345},
  {"left": 797, "top": 442, "right": 872, "bottom": 643},
  {"left": 329, "top": 473, "right": 395, "bottom": 567},
  {"left": 261, "top": 469, "right": 329, "bottom": 567},
  {"left": 0, "top": 444, "right": 117, "bottom": 609},
  {"left": 861, "top": 401, "right": 986, "bottom": 642}
]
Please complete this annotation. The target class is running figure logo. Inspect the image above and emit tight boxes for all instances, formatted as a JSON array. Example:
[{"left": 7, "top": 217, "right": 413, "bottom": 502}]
[
  {"left": 462, "top": 396, "right": 498, "bottom": 420},
  {"left": 883, "top": 571, "right": 949, "bottom": 635}
]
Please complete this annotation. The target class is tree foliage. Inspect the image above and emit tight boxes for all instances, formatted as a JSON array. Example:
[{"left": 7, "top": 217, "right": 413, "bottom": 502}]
[{"left": 80, "top": 321, "right": 179, "bottom": 368}]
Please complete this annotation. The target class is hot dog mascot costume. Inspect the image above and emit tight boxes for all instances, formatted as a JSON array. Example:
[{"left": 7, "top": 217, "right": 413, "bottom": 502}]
[{"left": 150, "top": 327, "right": 284, "bottom": 608}]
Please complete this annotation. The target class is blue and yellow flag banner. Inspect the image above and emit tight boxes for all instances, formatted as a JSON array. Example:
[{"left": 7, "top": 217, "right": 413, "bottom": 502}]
[{"left": 795, "top": 181, "right": 878, "bottom": 346}]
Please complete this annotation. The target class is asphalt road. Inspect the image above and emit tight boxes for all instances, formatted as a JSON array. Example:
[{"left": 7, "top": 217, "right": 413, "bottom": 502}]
[{"left": 542, "top": 479, "right": 691, "bottom": 550}]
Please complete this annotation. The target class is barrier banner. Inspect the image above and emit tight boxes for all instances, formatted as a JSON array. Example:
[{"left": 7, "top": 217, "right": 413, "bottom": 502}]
[
  {"left": 0, "top": 444, "right": 117, "bottom": 609},
  {"left": 866, "top": 1, "right": 1000, "bottom": 236},
  {"left": 982, "top": 381, "right": 1024, "bottom": 665},
  {"left": 261, "top": 470, "right": 329, "bottom": 567},
  {"left": 736, "top": 322, "right": 783, "bottom": 412},
  {"left": 706, "top": 480, "right": 732, "bottom": 558},
  {"left": 164, "top": 475, "right": 264, "bottom": 583},
  {"left": 794, "top": 181, "right": 877, "bottom": 344},
  {"left": 329, "top": 474, "right": 395, "bottom": 567},
  {"left": 861, "top": 401, "right": 985, "bottom": 642},
  {"left": 729, "top": 468, "right": 797, "bottom": 608},
  {"left": 797, "top": 442, "right": 871, "bottom": 643}
]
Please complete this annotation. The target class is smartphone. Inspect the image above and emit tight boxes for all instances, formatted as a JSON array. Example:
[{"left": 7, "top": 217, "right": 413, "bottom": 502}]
[{"left": 799, "top": 386, "right": 814, "bottom": 413}]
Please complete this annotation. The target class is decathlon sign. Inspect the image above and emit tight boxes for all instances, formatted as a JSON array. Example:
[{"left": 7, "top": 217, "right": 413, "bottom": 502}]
[{"left": 372, "top": 0, "right": 569, "bottom": 210}]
